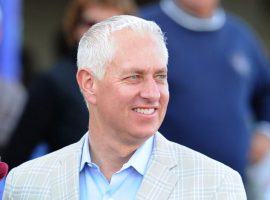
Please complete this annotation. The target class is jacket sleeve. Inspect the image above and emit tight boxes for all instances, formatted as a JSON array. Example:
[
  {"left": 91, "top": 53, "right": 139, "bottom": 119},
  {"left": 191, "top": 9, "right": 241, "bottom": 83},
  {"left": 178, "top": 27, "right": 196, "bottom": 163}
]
[{"left": 2, "top": 168, "right": 15, "bottom": 200}]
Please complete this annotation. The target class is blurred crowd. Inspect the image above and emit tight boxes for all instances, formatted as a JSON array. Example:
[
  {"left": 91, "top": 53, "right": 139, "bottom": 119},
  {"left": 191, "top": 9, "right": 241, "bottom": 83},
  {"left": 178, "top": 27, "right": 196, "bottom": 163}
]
[{"left": 1, "top": 0, "right": 270, "bottom": 199}]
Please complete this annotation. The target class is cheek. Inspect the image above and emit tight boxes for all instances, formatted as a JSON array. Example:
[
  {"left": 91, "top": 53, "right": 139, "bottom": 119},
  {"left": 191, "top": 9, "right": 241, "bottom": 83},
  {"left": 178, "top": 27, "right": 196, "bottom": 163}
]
[
  {"left": 117, "top": 85, "right": 140, "bottom": 98},
  {"left": 103, "top": 86, "right": 136, "bottom": 107}
]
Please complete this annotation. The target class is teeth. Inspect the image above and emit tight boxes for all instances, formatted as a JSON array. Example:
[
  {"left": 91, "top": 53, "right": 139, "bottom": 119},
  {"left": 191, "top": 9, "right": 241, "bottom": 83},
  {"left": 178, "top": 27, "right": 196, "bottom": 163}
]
[{"left": 134, "top": 108, "right": 155, "bottom": 115}]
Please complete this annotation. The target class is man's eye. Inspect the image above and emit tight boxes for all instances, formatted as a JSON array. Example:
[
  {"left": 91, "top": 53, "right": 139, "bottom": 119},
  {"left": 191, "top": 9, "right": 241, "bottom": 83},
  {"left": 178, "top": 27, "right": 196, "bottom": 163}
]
[
  {"left": 128, "top": 75, "right": 140, "bottom": 80},
  {"left": 156, "top": 74, "right": 167, "bottom": 80},
  {"left": 123, "top": 75, "right": 141, "bottom": 83}
]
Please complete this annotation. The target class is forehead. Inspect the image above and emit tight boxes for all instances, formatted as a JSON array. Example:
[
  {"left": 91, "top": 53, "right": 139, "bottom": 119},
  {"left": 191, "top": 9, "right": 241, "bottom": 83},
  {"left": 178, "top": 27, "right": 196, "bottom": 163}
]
[
  {"left": 108, "top": 29, "right": 167, "bottom": 72},
  {"left": 112, "top": 29, "right": 159, "bottom": 51}
]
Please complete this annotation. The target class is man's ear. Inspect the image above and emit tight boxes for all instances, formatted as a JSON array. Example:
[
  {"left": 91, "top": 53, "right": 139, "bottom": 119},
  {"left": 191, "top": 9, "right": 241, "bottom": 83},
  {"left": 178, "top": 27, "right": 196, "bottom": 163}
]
[{"left": 76, "top": 68, "right": 97, "bottom": 104}]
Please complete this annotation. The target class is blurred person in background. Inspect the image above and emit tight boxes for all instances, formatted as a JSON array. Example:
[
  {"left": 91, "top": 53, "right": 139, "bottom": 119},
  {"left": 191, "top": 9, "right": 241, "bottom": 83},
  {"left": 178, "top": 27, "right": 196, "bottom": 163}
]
[
  {"left": 140, "top": 0, "right": 270, "bottom": 188},
  {"left": 0, "top": 0, "right": 26, "bottom": 156},
  {"left": 0, "top": 79, "right": 26, "bottom": 149},
  {"left": 0, "top": 46, "right": 36, "bottom": 151},
  {"left": 0, "top": 1, "right": 25, "bottom": 198},
  {"left": 1, "top": 0, "right": 137, "bottom": 170}
]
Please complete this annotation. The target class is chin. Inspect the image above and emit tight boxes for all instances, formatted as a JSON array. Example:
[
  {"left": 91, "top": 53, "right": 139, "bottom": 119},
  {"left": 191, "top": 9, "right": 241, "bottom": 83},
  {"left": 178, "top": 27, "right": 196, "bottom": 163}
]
[{"left": 131, "top": 127, "right": 158, "bottom": 140}]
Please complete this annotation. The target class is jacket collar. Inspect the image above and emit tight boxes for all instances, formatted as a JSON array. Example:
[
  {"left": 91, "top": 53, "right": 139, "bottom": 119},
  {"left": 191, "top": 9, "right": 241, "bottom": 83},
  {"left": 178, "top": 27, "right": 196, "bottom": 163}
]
[{"left": 137, "top": 132, "right": 179, "bottom": 200}]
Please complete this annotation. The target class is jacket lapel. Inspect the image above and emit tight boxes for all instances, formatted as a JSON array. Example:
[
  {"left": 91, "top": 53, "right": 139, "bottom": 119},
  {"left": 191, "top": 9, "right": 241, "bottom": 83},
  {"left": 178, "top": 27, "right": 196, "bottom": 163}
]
[
  {"left": 137, "top": 133, "right": 179, "bottom": 200},
  {"left": 51, "top": 136, "right": 85, "bottom": 200}
]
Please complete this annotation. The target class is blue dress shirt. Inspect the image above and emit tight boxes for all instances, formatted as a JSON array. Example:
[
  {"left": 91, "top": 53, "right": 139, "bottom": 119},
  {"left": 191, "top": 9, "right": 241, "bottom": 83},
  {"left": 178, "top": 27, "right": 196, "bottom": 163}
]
[{"left": 79, "top": 133, "right": 154, "bottom": 200}]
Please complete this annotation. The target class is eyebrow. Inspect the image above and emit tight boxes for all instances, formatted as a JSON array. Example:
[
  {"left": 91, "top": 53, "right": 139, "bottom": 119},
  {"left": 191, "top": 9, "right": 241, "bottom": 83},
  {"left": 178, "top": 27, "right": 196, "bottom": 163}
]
[
  {"left": 156, "top": 68, "right": 168, "bottom": 74},
  {"left": 120, "top": 67, "right": 167, "bottom": 75}
]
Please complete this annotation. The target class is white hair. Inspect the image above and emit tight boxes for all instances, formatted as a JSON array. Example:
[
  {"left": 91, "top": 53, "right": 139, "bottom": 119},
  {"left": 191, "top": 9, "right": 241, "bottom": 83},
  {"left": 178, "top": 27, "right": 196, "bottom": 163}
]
[{"left": 77, "top": 15, "right": 168, "bottom": 79}]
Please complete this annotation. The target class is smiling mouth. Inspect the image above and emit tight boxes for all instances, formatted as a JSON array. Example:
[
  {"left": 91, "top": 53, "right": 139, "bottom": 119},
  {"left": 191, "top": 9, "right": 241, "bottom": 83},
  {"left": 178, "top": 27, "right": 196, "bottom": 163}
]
[{"left": 133, "top": 108, "right": 156, "bottom": 115}]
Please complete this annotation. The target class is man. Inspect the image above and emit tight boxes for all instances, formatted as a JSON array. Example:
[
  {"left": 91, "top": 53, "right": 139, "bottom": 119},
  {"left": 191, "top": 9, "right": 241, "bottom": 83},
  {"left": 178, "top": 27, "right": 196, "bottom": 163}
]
[
  {"left": 140, "top": 0, "right": 270, "bottom": 178},
  {"left": 3, "top": 15, "right": 246, "bottom": 199}
]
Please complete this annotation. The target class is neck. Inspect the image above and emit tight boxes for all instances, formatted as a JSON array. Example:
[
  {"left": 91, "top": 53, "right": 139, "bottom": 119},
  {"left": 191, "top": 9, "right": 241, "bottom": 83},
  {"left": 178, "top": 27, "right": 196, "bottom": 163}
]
[
  {"left": 175, "top": 0, "right": 216, "bottom": 18},
  {"left": 89, "top": 133, "right": 139, "bottom": 181},
  {"left": 88, "top": 119, "right": 143, "bottom": 181},
  {"left": 186, "top": 9, "right": 214, "bottom": 18}
]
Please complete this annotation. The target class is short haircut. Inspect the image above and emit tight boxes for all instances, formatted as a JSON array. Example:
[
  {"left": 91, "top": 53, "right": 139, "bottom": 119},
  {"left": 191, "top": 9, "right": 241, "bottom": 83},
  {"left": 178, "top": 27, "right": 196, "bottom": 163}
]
[{"left": 77, "top": 15, "right": 168, "bottom": 79}]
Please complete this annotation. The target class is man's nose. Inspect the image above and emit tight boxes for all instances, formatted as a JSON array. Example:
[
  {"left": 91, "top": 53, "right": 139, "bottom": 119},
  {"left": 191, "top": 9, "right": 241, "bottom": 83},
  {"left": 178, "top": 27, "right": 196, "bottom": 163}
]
[{"left": 140, "top": 78, "right": 160, "bottom": 101}]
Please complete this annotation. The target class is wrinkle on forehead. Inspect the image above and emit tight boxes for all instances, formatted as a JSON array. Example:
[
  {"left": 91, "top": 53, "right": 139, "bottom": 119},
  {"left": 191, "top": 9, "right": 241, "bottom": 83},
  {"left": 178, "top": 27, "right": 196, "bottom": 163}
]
[{"left": 109, "top": 28, "right": 167, "bottom": 65}]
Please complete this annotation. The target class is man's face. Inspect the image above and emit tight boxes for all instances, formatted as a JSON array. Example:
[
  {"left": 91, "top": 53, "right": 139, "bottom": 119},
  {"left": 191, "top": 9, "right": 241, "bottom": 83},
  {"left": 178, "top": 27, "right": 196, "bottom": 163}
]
[{"left": 92, "top": 30, "right": 169, "bottom": 144}]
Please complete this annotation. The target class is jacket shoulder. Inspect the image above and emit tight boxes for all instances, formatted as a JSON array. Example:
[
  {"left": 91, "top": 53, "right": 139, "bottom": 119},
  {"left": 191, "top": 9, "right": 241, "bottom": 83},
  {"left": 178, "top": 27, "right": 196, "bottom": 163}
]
[
  {"left": 156, "top": 133, "right": 243, "bottom": 182},
  {"left": 3, "top": 141, "right": 82, "bottom": 199},
  {"left": 169, "top": 140, "right": 237, "bottom": 174},
  {"left": 15, "top": 140, "right": 80, "bottom": 170},
  {"left": 159, "top": 137, "right": 246, "bottom": 198}
]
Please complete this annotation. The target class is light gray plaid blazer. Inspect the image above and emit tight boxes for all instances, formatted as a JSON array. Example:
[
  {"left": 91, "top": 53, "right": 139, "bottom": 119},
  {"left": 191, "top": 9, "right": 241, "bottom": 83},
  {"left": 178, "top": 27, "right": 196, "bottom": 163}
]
[{"left": 3, "top": 133, "right": 246, "bottom": 200}]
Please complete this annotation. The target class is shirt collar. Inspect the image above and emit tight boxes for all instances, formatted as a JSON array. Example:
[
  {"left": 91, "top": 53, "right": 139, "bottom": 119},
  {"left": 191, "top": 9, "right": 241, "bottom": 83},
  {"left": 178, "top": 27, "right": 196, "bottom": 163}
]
[
  {"left": 120, "top": 135, "right": 154, "bottom": 175},
  {"left": 80, "top": 132, "right": 154, "bottom": 176},
  {"left": 160, "top": 0, "right": 226, "bottom": 31},
  {"left": 79, "top": 132, "right": 92, "bottom": 172}
]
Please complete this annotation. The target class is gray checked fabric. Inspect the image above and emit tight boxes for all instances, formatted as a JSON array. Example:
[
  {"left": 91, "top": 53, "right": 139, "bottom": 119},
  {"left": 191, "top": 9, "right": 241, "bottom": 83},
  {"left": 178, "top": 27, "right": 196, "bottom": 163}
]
[{"left": 3, "top": 133, "right": 246, "bottom": 200}]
